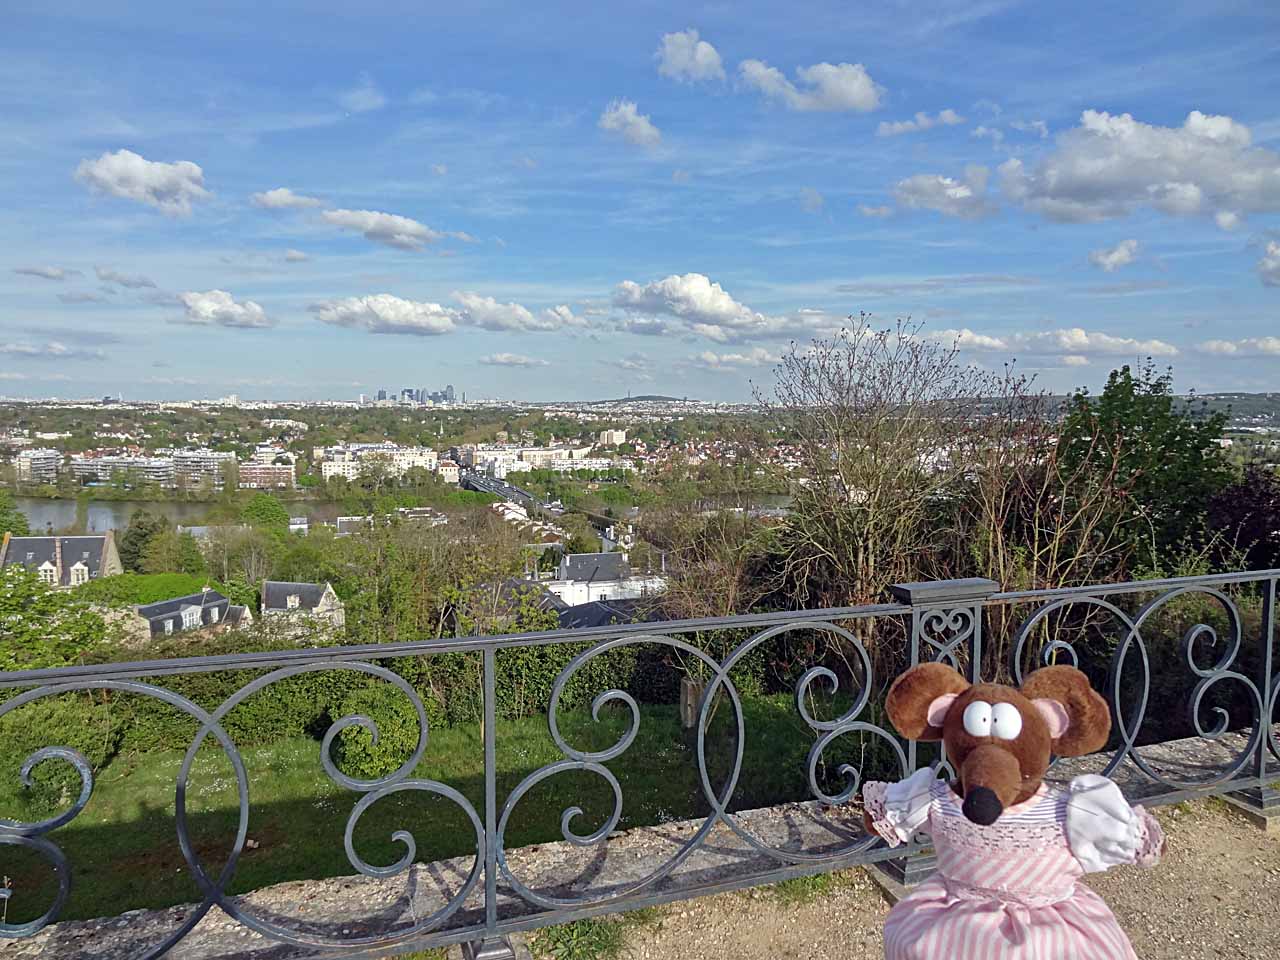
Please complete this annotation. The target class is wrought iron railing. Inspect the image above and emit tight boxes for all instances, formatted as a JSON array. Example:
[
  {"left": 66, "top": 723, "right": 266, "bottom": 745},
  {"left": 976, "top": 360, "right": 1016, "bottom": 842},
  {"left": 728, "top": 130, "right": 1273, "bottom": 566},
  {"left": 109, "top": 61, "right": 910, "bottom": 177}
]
[{"left": 2, "top": 571, "right": 1277, "bottom": 958}]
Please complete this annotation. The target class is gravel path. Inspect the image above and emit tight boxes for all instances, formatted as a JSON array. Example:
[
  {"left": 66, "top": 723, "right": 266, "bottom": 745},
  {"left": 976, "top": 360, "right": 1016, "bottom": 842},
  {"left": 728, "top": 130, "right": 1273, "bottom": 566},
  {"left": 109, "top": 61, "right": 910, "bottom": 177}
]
[{"left": 608, "top": 799, "right": 1280, "bottom": 960}]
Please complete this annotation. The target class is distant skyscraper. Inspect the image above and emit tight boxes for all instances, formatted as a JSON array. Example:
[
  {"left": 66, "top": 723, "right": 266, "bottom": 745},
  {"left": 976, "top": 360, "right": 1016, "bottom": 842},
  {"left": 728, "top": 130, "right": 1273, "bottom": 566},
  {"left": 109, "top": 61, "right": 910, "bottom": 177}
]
[
  {"left": 376, "top": 389, "right": 387, "bottom": 401},
  {"left": 445, "top": 384, "right": 456, "bottom": 403}
]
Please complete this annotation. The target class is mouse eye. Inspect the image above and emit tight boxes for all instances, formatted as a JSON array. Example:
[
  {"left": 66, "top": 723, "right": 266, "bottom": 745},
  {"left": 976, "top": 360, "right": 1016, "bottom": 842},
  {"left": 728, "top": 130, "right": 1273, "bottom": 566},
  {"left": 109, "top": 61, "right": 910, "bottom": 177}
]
[
  {"left": 991, "top": 702, "right": 1023, "bottom": 740},
  {"left": 962, "top": 700, "right": 992, "bottom": 737}
]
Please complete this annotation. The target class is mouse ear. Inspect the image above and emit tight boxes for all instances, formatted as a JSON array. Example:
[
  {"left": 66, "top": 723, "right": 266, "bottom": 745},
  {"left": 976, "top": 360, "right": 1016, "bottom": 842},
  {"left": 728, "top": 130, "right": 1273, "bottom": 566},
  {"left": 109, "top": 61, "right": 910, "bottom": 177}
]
[
  {"left": 1020, "top": 665, "right": 1110, "bottom": 756},
  {"left": 885, "top": 662, "right": 970, "bottom": 741}
]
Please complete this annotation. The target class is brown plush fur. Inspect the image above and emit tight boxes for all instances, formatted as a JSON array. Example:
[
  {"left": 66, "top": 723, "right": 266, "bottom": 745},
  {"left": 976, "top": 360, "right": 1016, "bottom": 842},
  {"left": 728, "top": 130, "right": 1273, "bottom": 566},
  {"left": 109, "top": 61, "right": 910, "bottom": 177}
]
[{"left": 866, "top": 663, "right": 1112, "bottom": 826}]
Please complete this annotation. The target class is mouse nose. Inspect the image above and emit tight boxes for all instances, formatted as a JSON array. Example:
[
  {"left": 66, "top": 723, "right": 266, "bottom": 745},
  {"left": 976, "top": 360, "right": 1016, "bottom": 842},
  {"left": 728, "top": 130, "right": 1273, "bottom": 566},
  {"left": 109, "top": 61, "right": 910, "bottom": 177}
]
[{"left": 962, "top": 786, "right": 1004, "bottom": 825}]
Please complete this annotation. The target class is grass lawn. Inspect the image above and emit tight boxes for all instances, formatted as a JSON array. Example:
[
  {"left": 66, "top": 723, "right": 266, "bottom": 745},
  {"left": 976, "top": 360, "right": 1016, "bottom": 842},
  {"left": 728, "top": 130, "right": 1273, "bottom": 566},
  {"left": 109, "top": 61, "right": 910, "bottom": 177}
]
[{"left": 0, "top": 692, "right": 891, "bottom": 926}]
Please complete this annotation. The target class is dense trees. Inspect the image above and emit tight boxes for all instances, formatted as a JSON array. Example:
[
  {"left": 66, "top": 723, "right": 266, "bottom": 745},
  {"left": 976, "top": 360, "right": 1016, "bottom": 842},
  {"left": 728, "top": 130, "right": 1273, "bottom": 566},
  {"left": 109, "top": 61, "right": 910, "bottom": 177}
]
[{"left": 0, "top": 490, "right": 29, "bottom": 535}]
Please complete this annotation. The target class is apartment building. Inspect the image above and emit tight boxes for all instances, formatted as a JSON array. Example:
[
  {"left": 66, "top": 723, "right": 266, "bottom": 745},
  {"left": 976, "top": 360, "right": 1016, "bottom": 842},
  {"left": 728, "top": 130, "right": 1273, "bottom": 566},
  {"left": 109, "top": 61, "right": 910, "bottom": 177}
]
[
  {"left": 15, "top": 448, "right": 61, "bottom": 484},
  {"left": 238, "top": 462, "right": 296, "bottom": 489}
]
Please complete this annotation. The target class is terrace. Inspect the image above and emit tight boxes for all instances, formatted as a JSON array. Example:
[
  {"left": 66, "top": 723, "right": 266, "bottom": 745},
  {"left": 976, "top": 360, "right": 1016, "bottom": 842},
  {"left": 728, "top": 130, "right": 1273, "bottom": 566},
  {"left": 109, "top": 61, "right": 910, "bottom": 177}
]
[{"left": 2, "top": 569, "right": 1277, "bottom": 958}]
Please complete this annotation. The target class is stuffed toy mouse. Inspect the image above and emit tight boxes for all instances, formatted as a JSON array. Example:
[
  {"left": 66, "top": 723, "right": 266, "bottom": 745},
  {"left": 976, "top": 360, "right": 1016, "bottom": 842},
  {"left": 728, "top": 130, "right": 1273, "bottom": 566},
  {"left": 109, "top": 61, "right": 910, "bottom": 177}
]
[{"left": 860, "top": 662, "right": 1163, "bottom": 959}]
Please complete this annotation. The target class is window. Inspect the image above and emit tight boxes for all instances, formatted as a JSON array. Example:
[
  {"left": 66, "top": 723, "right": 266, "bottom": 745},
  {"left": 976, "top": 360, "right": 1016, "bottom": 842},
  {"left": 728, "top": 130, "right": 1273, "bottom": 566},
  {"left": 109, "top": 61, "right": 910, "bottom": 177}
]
[
  {"left": 287, "top": 594, "right": 301, "bottom": 609},
  {"left": 181, "top": 608, "right": 200, "bottom": 630},
  {"left": 38, "top": 563, "right": 56, "bottom": 585},
  {"left": 70, "top": 563, "right": 89, "bottom": 586},
  {"left": 210, "top": 607, "right": 220, "bottom": 623},
  {"left": 164, "top": 619, "right": 174, "bottom": 635}
]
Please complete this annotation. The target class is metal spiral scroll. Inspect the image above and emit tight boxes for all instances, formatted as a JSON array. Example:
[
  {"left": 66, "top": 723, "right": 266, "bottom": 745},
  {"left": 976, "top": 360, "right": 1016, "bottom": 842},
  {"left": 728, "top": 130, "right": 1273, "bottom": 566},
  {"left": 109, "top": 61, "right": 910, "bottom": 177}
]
[
  {"left": 1009, "top": 586, "right": 1265, "bottom": 791},
  {"left": 917, "top": 607, "right": 978, "bottom": 671},
  {"left": 496, "top": 622, "right": 909, "bottom": 911},
  {"left": 0, "top": 661, "right": 484, "bottom": 957}
]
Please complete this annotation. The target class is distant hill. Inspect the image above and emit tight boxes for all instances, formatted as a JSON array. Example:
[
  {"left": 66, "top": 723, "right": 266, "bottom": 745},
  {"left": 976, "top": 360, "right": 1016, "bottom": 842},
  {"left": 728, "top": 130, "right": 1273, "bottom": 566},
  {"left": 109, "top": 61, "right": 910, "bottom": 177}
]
[{"left": 587, "top": 394, "right": 695, "bottom": 404}]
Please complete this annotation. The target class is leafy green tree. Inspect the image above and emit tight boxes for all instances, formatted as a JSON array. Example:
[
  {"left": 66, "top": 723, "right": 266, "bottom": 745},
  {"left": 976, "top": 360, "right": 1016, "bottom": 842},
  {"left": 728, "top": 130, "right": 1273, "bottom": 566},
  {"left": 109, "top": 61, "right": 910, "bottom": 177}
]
[
  {"left": 0, "top": 490, "right": 30, "bottom": 535},
  {"left": 0, "top": 566, "right": 112, "bottom": 670},
  {"left": 241, "top": 492, "right": 290, "bottom": 529},
  {"left": 1057, "top": 362, "right": 1232, "bottom": 565},
  {"left": 75, "top": 572, "right": 224, "bottom": 606},
  {"left": 141, "top": 529, "right": 208, "bottom": 576},
  {"left": 118, "top": 509, "right": 166, "bottom": 572},
  {"left": 559, "top": 513, "right": 601, "bottom": 554}
]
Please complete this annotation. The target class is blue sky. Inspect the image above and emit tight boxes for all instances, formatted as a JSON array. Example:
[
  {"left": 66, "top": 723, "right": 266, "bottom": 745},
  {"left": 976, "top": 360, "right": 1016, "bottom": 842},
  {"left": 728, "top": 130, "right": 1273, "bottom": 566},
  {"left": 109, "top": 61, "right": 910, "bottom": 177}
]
[{"left": 2, "top": 0, "right": 1278, "bottom": 402}]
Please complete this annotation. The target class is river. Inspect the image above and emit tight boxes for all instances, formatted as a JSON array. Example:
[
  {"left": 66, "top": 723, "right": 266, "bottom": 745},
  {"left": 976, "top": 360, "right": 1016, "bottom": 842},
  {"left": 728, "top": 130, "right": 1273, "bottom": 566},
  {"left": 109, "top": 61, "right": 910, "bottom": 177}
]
[{"left": 13, "top": 497, "right": 346, "bottom": 534}]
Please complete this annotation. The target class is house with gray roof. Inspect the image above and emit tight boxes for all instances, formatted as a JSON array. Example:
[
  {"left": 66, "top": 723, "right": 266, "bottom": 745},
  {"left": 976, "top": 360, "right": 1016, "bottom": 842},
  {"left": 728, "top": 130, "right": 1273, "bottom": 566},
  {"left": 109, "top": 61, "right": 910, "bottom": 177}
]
[
  {"left": 0, "top": 532, "right": 123, "bottom": 589},
  {"left": 261, "top": 580, "right": 345, "bottom": 628},
  {"left": 135, "top": 588, "right": 250, "bottom": 638}
]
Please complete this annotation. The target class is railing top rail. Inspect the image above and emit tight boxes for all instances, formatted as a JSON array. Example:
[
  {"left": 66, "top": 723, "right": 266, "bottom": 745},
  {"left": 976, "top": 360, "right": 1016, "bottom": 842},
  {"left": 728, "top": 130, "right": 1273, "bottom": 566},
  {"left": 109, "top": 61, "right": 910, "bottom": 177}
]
[
  {"left": 4, "top": 568, "right": 1276, "bottom": 689},
  {"left": 0, "top": 602, "right": 913, "bottom": 688}
]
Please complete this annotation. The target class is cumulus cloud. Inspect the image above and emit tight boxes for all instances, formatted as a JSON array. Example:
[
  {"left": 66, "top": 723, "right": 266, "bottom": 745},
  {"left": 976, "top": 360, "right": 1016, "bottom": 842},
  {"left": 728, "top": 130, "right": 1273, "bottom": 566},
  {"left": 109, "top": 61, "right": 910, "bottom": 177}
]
[
  {"left": 0, "top": 340, "right": 105, "bottom": 361},
  {"left": 1258, "top": 241, "right": 1280, "bottom": 287},
  {"left": 656, "top": 28, "right": 725, "bottom": 82},
  {"left": 432, "top": 164, "right": 448, "bottom": 176},
  {"left": 933, "top": 326, "right": 1178, "bottom": 358},
  {"left": 176, "top": 290, "right": 273, "bottom": 328},
  {"left": 321, "top": 208, "right": 444, "bottom": 250},
  {"left": 603, "top": 353, "right": 651, "bottom": 373},
  {"left": 857, "top": 204, "right": 893, "bottom": 218},
  {"left": 74, "top": 149, "right": 210, "bottom": 216},
  {"left": 312, "top": 294, "right": 458, "bottom": 336},
  {"left": 972, "top": 125, "right": 1005, "bottom": 147},
  {"left": 284, "top": 249, "right": 310, "bottom": 262},
  {"left": 453, "top": 292, "right": 583, "bottom": 331},
  {"left": 251, "top": 187, "right": 322, "bottom": 209},
  {"left": 800, "top": 187, "right": 825, "bottom": 213},
  {"left": 14, "top": 266, "right": 81, "bottom": 281},
  {"left": 339, "top": 74, "right": 386, "bottom": 113},
  {"left": 894, "top": 165, "right": 993, "bottom": 219},
  {"left": 1215, "top": 211, "right": 1242, "bottom": 231},
  {"left": 1088, "top": 239, "right": 1140, "bottom": 272},
  {"left": 1000, "top": 109, "right": 1280, "bottom": 223},
  {"left": 599, "top": 99, "right": 662, "bottom": 147},
  {"left": 1009, "top": 119, "right": 1049, "bottom": 139},
  {"left": 613, "top": 272, "right": 823, "bottom": 343},
  {"left": 1196, "top": 336, "right": 1280, "bottom": 356},
  {"left": 96, "top": 266, "right": 156, "bottom": 289},
  {"left": 479, "top": 352, "right": 550, "bottom": 368},
  {"left": 695, "top": 347, "right": 781, "bottom": 369},
  {"left": 738, "top": 59, "right": 883, "bottom": 112},
  {"left": 877, "top": 109, "right": 964, "bottom": 137}
]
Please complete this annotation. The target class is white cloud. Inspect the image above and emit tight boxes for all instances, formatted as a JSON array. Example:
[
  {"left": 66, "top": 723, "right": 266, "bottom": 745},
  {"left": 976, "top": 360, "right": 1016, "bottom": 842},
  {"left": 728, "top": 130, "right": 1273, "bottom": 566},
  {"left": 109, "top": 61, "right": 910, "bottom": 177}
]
[
  {"left": 613, "top": 272, "right": 823, "bottom": 343},
  {"left": 1196, "top": 336, "right": 1280, "bottom": 356},
  {"left": 695, "top": 347, "right": 781, "bottom": 369},
  {"left": 656, "top": 28, "right": 725, "bottom": 82},
  {"left": 95, "top": 266, "right": 156, "bottom": 289},
  {"left": 176, "top": 290, "right": 273, "bottom": 329},
  {"left": 432, "top": 164, "right": 448, "bottom": 176},
  {"left": 13, "top": 266, "right": 80, "bottom": 281},
  {"left": 311, "top": 294, "right": 458, "bottom": 336},
  {"left": 283, "top": 249, "right": 310, "bottom": 262},
  {"left": 603, "top": 353, "right": 651, "bottom": 373},
  {"left": 339, "top": 74, "right": 386, "bottom": 113},
  {"left": 857, "top": 204, "right": 893, "bottom": 218},
  {"left": 1009, "top": 119, "right": 1049, "bottom": 139},
  {"left": 453, "top": 292, "right": 581, "bottom": 332},
  {"left": 0, "top": 341, "right": 105, "bottom": 361},
  {"left": 877, "top": 109, "right": 964, "bottom": 137},
  {"left": 74, "top": 149, "right": 210, "bottom": 216},
  {"left": 1258, "top": 241, "right": 1280, "bottom": 287},
  {"left": 320, "top": 208, "right": 444, "bottom": 250},
  {"left": 933, "top": 326, "right": 1178, "bottom": 358},
  {"left": 58, "top": 291, "right": 108, "bottom": 304},
  {"left": 1215, "top": 211, "right": 1242, "bottom": 231},
  {"left": 599, "top": 99, "right": 662, "bottom": 148},
  {"left": 894, "top": 165, "right": 993, "bottom": 219},
  {"left": 479, "top": 353, "right": 550, "bottom": 368},
  {"left": 250, "top": 187, "right": 322, "bottom": 209},
  {"left": 1062, "top": 354, "right": 1090, "bottom": 366},
  {"left": 800, "top": 187, "right": 825, "bottom": 213},
  {"left": 738, "top": 59, "right": 883, "bottom": 112},
  {"left": 972, "top": 125, "right": 1005, "bottom": 146},
  {"left": 1000, "top": 109, "right": 1280, "bottom": 223},
  {"left": 1088, "top": 239, "right": 1140, "bottom": 272}
]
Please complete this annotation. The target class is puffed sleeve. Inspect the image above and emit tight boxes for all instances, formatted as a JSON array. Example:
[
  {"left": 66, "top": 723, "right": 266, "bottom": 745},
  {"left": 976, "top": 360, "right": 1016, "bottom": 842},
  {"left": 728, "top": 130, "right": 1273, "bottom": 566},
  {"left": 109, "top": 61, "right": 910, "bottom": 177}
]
[
  {"left": 862, "top": 767, "right": 937, "bottom": 847},
  {"left": 1065, "top": 774, "right": 1164, "bottom": 873}
]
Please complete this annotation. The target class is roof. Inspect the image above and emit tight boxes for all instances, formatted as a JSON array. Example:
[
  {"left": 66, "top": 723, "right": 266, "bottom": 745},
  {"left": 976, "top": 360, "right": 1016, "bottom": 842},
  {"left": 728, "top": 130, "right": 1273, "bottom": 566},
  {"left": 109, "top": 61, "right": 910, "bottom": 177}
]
[
  {"left": 497, "top": 578, "right": 569, "bottom": 613},
  {"left": 137, "top": 589, "right": 227, "bottom": 620},
  {"left": 1, "top": 535, "right": 109, "bottom": 586},
  {"left": 558, "top": 597, "right": 655, "bottom": 630},
  {"left": 561, "top": 552, "right": 630, "bottom": 583},
  {"left": 262, "top": 580, "right": 327, "bottom": 611}
]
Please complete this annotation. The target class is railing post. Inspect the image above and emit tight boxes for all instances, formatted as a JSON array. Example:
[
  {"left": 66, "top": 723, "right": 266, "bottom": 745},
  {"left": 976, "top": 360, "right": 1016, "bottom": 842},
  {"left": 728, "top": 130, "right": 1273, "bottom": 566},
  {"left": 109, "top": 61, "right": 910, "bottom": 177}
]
[
  {"left": 874, "top": 578, "right": 999, "bottom": 885},
  {"left": 1224, "top": 576, "right": 1280, "bottom": 832},
  {"left": 464, "top": 647, "right": 518, "bottom": 960}
]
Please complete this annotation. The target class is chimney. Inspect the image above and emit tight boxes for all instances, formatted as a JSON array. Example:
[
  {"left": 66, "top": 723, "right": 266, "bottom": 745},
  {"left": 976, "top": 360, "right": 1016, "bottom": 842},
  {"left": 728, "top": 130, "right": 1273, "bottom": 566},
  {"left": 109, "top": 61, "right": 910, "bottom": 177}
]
[{"left": 53, "top": 538, "right": 63, "bottom": 585}]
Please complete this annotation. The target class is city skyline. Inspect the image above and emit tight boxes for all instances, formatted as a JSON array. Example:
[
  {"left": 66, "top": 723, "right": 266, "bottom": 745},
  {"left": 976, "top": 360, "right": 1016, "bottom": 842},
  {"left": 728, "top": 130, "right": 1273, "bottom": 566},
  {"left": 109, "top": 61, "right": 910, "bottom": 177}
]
[{"left": 2, "top": 1, "right": 1279, "bottom": 402}]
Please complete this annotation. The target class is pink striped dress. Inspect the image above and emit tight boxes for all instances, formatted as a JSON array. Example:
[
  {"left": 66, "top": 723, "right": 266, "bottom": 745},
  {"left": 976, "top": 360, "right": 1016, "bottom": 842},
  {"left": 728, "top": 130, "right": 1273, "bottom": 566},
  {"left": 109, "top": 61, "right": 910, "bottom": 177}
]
[{"left": 863, "top": 769, "right": 1163, "bottom": 959}]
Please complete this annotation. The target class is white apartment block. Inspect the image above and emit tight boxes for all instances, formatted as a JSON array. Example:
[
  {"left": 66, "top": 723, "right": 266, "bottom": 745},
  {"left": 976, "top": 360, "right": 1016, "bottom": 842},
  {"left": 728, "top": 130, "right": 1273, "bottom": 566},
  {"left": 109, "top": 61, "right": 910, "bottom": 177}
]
[
  {"left": 598, "top": 429, "right": 627, "bottom": 446},
  {"left": 321, "top": 460, "right": 363, "bottom": 481},
  {"left": 15, "top": 448, "right": 62, "bottom": 484},
  {"left": 172, "top": 449, "right": 237, "bottom": 487},
  {"left": 548, "top": 458, "right": 633, "bottom": 473},
  {"left": 69, "top": 455, "right": 176, "bottom": 486}
]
